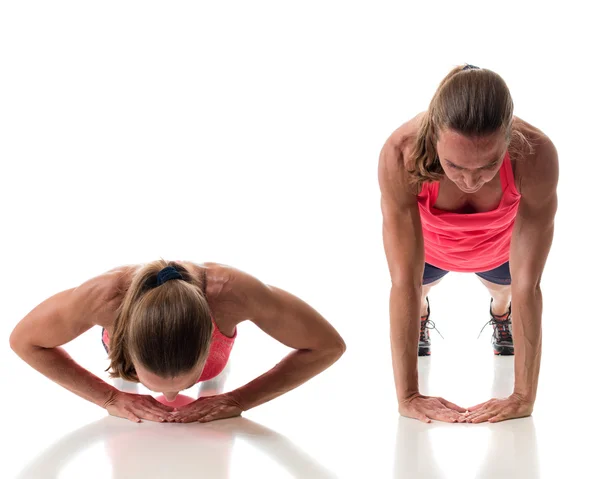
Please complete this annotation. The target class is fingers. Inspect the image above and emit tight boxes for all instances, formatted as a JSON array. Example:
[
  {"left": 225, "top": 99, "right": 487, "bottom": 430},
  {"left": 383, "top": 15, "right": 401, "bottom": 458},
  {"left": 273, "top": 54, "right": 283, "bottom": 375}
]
[
  {"left": 464, "top": 409, "right": 487, "bottom": 422},
  {"left": 137, "top": 407, "right": 169, "bottom": 423},
  {"left": 170, "top": 409, "right": 201, "bottom": 423},
  {"left": 198, "top": 413, "right": 219, "bottom": 423},
  {"left": 198, "top": 409, "right": 242, "bottom": 423},
  {"left": 140, "top": 397, "right": 176, "bottom": 420},
  {"left": 403, "top": 397, "right": 467, "bottom": 424},
  {"left": 148, "top": 397, "right": 175, "bottom": 413},
  {"left": 414, "top": 411, "right": 432, "bottom": 423},
  {"left": 465, "top": 404, "right": 503, "bottom": 423},
  {"left": 175, "top": 413, "right": 200, "bottom": 423},
  {"left": 489, "top": 414, "right": 508, "bottom": 423},
  {"left": 428, "top": 409, "right": 464, "bottom": 423},
  {"left": 141, "top": 404, "right": 173, "bottom": 421},
  {"left": 438, "top": 398, "right": 467, "bottom": 413},
  {"left": 409, "top": 404, "right": 462, "bottom": 423},
  {"left": 470, "top": 411, "right": 497, "bottom": 424},
  {"left": 150, "top": 404, "right": 176, "bottom": 420},
  {"left": 125, "top": 411, "right": 141, "bottom": 423},
  {"left": 466, "top": 401, "right": 488, "bottom": 412}
]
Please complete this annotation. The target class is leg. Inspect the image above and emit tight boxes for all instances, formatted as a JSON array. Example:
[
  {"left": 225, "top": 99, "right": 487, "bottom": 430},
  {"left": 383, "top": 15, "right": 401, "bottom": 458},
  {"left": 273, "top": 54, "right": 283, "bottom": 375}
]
[
  {"left": 476, "top": 276, "right": 511, "bottom": 315},
  {"left": 421, "top": 263, "right": 449, "bottom": 314},
  {"left": 419, "top": 264, "right": 449, "bottom": 356},
  {"left": 475, "top": 262, "right": 514, "bottom": 355},
  {"left": 421, "top": 278, "right": 442, "bottom": 316},
  {"left": 475, "top": 261, "right": 512, "bottom": 315}
]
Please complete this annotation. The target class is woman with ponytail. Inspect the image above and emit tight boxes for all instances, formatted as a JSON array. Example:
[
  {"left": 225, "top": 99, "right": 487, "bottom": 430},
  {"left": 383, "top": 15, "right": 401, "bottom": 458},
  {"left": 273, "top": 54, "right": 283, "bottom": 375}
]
[
  {"left": 10, "top": 260, "right": 345, "bottom": 423},
  {"left": 379, "top": 64, "right": 558, "bottom": 423}
]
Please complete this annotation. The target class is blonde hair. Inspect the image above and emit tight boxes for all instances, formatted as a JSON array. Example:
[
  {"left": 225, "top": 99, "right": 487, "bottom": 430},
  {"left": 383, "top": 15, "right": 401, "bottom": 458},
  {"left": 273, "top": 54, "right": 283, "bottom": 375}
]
[
  {"left": 107, "top": 259, "right": 213, "bottom": 382},
  {"left": 408, "top": 64, "right": 532, "bottom": 188}
]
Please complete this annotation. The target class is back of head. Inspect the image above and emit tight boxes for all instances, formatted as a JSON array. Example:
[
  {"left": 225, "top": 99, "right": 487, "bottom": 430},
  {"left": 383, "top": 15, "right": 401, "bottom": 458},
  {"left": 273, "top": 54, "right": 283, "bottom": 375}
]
[
  {"left": 107, "top": 259, "right": 213, "bottom": 382},
  {"left": 409, "top": 64, "right": 526, "bottom": 187}
]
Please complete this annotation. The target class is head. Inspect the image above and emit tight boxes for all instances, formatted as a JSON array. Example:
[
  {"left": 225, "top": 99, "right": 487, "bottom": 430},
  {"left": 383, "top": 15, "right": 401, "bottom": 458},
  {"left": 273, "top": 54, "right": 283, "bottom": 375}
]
[
  {"left": 107, "top": 259, "right": 213, "bottom": 402},
  {"left": 409, "top": 64, "right": 528, "bottom": 191}
]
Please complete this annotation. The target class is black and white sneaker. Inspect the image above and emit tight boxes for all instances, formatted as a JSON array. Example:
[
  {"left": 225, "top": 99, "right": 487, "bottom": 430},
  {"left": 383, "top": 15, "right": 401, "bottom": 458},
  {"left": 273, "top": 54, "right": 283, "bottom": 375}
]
[{"left": 479, "top": 299, "right": 514, "bottom": 355}]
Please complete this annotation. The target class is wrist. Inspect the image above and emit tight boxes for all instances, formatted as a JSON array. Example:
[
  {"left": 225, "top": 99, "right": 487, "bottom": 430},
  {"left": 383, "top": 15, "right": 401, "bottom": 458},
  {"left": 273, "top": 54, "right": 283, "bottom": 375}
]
[
  {"left": 226, "top": 389, "right": 250, "bottom": 411},
  {"left": 99, "top": 386, "right": 120, "bottom": 409},
  {"left": 512, "top": 390, "right": 535, "bottom": 405},
  {"left": 398, "top": 389, "right": 420, "bottom": 403}
]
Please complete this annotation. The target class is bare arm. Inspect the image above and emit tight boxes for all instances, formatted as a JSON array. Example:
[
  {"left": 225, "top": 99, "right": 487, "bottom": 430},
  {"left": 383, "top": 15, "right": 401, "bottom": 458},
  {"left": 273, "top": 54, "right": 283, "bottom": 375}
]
[
  {"left": 9, "top": 272, "right": 122, "bottom": 408},
  {"left": 378, "top": 137, "right": 466, "bottom": 423},
  {"left": 223, "top": 269, "right": 346, "bottom": 411},
  {"left": 510, "top": 138, "right": 559, "bottom": 404},
  {"left": 378, "top": 140, "right": 424, "bottom": 402},
  {"left": 465, "top": 136, "right": 559, "bottom": 424}
]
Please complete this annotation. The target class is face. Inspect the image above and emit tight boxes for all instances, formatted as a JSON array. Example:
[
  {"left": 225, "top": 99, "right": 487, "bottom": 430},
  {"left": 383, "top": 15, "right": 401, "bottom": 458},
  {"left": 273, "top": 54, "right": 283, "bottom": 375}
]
[
  {"left": 135, "top": 362, "right": 204, "bottom": 402},
  {"left": 436, "top": 129, "right": 508, "bottom": 194}
]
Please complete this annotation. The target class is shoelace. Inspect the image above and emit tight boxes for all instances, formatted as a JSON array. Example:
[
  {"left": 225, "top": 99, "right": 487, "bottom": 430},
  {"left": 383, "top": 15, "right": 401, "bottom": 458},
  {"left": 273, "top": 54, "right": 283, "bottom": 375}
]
[
  {"left": 421, "top": 318, "right": 444, "bottom": 340},
  {"left": 477, "top": 316, "right": 511, "bottom": 341}
]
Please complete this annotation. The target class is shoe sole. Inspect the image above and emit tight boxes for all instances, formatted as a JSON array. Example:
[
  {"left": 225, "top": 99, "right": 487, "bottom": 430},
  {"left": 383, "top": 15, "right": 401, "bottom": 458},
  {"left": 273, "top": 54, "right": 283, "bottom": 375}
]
[{"left": 493, "top": 345, "right": 514, "bottom": 356}]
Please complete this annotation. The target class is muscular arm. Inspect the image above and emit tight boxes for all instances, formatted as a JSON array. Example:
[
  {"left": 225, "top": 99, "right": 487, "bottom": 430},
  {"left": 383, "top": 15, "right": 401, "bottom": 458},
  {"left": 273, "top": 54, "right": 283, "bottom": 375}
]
[
  {"left": 510, "top": 138, "right": 559, "bottom": 403},
  {"left": 223, "top": 269, "right": 346, "bottom": 411},
  {"left": 9, "top": 272, "right": 122, "bottom": 408},
  {"left": 378, "top": 135, "right": 466, "bottom": 423},
  {"left": 378, "top": 140, "right": 424, "bottom": 401}
]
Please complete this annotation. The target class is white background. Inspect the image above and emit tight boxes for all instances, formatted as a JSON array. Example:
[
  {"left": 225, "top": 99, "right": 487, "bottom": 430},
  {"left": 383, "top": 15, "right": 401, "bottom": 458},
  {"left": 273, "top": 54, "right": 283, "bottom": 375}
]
[{"left": 1, "top": 1, "right": 598, "bottom": 478}]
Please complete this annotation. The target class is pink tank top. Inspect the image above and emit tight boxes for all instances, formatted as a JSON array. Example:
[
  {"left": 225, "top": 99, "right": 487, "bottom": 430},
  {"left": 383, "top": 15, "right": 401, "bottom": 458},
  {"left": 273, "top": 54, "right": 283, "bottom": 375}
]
[
  {"left": 416, "top": 152, "right": 521, "bottom": 272},
  {"left": 102, "top": 317, "right": 236, "bottom": 382}
]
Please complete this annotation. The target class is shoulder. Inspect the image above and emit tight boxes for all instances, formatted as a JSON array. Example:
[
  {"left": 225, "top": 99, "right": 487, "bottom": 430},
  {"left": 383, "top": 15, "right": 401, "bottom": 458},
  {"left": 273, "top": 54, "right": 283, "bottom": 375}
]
[
  {"left": 76, "top": 264, "right": 139, "bottom": 328},
  {"left": 183, "top": 262, "right": 238, "bottom": 299},
  {"left": 378, "top": 113, "right": 424, "bottom": 197},
  {"left": 184, "top": 261, "right": 255, "bottom": 305},
  {"left": 511, "top": 117, "right": 559, "bottom": 200},
  {"left": 187, "top": 262, "right": 271, "bottom": 329}
]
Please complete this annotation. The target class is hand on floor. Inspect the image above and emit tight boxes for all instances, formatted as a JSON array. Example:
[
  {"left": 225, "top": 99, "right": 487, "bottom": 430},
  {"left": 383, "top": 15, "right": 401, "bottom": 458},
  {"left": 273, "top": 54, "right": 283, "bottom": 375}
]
[
  {"left": 464, "top": 394, "right": 533, "bottom": 423},
  {"left": 171, "top": 393, "right": 243, "bottom": 423},
  {"left": 399, "top": 393, "right": 467, "bottom": 423},
  {"left": 104, "top": 390, "right": 176, "bottom": 423}
]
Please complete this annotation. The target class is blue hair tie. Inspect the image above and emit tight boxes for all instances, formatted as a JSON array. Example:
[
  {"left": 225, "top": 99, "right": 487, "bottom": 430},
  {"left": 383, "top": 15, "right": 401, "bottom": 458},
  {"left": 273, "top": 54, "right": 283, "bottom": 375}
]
[
  {"left": 463, "top": 64, "right": 480, "bottom": 71},
  {"left": 156, "top": 266, "right": 183, "bottom": 286}
]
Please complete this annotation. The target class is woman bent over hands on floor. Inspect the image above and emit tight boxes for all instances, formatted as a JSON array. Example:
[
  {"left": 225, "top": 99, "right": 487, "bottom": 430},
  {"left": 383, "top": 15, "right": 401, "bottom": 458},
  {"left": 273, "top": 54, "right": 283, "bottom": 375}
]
[
  {"left": 378, "top": 65, "right": 558, "bottom": 424},
  {"left": 10, "top": 260, "right": 345, "bottom": 423}
]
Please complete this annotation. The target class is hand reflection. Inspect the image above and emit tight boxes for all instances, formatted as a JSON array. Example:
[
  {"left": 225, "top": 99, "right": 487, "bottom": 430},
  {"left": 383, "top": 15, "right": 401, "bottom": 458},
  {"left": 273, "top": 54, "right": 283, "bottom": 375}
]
[
  {"left": 394, "top": 357, "right": 540, "bottom": 478},
  {"left": 18, "top": 359, "right": 335, "bottom": 479},
  {"left": 16, "top": 410, "right": 335, "bottom": 479}
]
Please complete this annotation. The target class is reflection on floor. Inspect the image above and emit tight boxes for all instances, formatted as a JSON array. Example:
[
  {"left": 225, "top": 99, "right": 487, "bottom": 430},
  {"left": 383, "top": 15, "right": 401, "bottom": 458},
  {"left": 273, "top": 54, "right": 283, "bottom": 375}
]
[{"left": 4, "top": 330, "right": 596, "bottom": 478}]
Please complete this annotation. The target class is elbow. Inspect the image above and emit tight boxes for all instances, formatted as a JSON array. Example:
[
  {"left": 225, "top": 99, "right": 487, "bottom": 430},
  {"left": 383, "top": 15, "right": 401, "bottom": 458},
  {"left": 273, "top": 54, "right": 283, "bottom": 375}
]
[
  {"left": 9, "top": 327, "right": 24, "bottom": 354},
  {"left": 336, "top": 337, "right": 347, "bottom": 357},
  {"left": 512, "top": 275, "right": 543, "bottom": 298},
  {"left": 9, "top": 323, "right": 35, "bottom": 356},
  {"left": 390, "top": 271, "right": 423, "bottom": 294},
  {"left": 331, "top": 335, "right": 347, "bottom": 359},
  {"left": 325, "top": 335, "right": 346, "bottom": 362}
]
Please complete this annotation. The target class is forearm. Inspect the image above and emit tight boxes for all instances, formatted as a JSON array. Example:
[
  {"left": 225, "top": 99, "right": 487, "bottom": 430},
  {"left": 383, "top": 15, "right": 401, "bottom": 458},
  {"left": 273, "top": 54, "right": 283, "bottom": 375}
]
[
  {"left": 11, "top": 345, "right": 117, "bottom": 408},
  {"left": 228, "top": 347, "right": 343, "bottom": 411},
  {"left": 512, "top": 287, "right": 543, "bottom": 403},
  {"left": 389, "top": 284, "right": 420, "bottom": 402}
]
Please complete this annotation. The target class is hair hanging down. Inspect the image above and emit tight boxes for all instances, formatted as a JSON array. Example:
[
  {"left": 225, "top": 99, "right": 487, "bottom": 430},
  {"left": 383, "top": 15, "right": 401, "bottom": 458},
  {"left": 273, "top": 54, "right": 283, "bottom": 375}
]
[
  {"left": 107, "top": 259, "right": 214, "bottom": 382},
  {"left": 408, "top": 63, "right": 532, "bottom": 188}
]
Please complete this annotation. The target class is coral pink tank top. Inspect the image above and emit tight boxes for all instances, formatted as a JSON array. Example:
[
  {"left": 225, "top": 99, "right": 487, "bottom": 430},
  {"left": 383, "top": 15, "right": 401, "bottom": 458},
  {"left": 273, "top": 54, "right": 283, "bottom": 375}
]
[
  {"left": 417, "top": 153, "right": 521, "bottom": 272},
  {"left": 102, "top": 317, "right": 236, "bottom": 382}
]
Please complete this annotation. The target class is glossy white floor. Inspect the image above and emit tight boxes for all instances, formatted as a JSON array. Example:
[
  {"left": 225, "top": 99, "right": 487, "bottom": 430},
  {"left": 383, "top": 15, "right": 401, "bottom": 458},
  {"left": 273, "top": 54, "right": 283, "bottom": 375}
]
[{"left": 3, "top": 262, "right": 598, "bottom": 478}]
